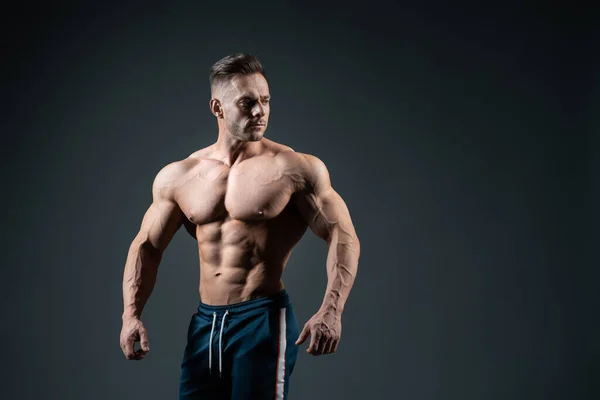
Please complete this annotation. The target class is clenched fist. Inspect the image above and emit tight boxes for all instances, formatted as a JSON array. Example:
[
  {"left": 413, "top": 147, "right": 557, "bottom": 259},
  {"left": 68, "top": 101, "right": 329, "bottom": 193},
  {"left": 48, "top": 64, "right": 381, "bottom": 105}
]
[
  {"left": 120, "top": 317, "right": 150, "bottom": 360},
  {"left": 295, "top": 309, "right": 341, "bottom": 356}
]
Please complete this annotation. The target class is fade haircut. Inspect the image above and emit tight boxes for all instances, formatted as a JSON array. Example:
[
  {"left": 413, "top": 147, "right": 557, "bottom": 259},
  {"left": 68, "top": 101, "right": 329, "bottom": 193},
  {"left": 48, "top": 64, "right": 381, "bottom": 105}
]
[{"left": 209, "top": 53, "right": 265, "bottom": 97}]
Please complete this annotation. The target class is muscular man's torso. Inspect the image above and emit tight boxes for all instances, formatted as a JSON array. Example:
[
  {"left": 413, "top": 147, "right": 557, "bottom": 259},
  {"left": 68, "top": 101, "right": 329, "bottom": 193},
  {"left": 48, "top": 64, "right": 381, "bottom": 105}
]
[{"left": 170, "top": 139, "right": 310, "bottom": 305}]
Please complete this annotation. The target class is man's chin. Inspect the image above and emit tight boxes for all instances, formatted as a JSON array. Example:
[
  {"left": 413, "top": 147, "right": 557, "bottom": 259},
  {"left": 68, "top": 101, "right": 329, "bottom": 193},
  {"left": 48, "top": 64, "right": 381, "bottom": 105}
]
[{"left": 245, "top": 130, "right": 265, "bottom": 141}]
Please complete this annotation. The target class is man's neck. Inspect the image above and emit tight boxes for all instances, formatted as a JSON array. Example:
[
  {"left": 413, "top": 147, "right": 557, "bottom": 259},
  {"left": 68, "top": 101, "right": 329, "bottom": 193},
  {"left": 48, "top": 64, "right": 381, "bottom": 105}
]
[{"left": 214, "top": 131, "right": 263, "bottom": 166}]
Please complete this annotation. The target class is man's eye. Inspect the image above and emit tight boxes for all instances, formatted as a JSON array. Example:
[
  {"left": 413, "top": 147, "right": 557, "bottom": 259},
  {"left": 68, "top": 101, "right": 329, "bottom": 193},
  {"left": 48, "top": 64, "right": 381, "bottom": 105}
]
[{"left": 262, "top": 100, "right": 270, "bottom": 105}]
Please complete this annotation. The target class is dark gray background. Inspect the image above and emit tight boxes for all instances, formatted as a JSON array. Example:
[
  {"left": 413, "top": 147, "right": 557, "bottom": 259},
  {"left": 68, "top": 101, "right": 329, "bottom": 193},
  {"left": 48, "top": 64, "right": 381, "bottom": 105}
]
[{"left": 2, "top": 2, "right": 595, "bottom": 399}]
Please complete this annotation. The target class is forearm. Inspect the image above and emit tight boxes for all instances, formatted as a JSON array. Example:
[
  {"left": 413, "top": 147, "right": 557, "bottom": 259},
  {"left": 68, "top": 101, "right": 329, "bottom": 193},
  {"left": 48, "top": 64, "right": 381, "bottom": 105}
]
[
  {"left": 320, "top": 228, "right": 360, "bottom": 314},
  {"left": 122, "top": 238, "right": 163, "bottom": 319}
]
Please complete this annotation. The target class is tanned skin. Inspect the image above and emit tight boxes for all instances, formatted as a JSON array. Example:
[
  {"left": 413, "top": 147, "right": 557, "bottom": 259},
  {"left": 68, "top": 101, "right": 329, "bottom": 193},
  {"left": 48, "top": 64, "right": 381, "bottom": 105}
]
[{"left": 119, "top": 72, "right": 361, "bottom": 361}]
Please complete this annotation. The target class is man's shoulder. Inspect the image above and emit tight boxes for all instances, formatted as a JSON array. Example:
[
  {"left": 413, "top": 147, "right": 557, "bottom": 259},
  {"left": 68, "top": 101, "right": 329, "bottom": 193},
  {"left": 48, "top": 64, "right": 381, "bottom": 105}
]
[
  {"left": 277, "top": 149, "right": 326, "bottom": 172},
  {"left": 263, "top": 139, "right": 317, "bottom": 164},
  {"left": 152, "top": 154, "right": 203, "bottom": 193},
  {"left": 273, "top": 149, "right": 329, "bottom": 189}
]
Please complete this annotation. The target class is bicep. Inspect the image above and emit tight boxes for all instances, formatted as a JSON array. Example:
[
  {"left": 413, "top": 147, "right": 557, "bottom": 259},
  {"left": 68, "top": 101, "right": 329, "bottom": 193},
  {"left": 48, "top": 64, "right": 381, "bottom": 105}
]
[
  {"left": 135, "top": 165, "right": 185, "bottom": 251},
  {"left": 294, "top": 189, "right": 341, "bottom": 240},
  {"left": 294, "top": 185, "right": 356, "bottom": 243},
  {"left": 293, "top": 153, "right": 358, "bottom": 243},
  {"left": 138, "top": 198, "right": 184, "bottom": 251}
]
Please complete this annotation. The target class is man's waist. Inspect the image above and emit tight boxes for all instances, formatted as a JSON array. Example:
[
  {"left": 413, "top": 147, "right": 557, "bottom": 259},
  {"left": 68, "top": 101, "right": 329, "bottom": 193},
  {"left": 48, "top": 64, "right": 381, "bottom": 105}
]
[{"left": 197, "top": 288, "right": 290, "bottom": 317}]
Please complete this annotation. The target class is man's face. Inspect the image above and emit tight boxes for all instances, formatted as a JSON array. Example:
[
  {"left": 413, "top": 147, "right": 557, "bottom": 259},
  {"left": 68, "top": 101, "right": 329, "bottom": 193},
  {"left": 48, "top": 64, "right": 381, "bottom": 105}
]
[{"left": 218, "top": 73, "right": 271, "bottom": 141}]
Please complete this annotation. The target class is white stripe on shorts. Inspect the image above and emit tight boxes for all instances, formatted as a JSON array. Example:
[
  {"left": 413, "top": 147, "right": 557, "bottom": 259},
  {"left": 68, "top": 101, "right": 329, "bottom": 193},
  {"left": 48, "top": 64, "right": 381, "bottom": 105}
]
[{"left": 275, "top": 307, "right": 287, "bottom": 400}]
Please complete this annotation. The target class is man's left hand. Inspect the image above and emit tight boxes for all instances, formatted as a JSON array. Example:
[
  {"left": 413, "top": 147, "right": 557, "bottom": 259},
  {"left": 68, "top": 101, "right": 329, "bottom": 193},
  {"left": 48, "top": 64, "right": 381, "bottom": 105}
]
[{"left": 295, "top": 309, "right": 341, "bottom": 356}]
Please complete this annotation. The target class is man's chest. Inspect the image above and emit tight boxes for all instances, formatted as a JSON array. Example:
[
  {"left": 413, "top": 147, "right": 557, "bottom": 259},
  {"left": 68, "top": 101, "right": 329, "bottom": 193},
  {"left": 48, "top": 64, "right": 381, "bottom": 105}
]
[{"left": 175, "top": 158, "right": 303, "bottom": 224}]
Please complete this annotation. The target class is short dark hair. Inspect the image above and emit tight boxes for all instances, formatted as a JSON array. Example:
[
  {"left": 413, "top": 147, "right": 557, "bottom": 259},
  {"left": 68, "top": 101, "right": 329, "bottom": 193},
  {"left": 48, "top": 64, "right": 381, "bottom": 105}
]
[{"left": 210, "top": 53, "right": 265, "bottom": 93}]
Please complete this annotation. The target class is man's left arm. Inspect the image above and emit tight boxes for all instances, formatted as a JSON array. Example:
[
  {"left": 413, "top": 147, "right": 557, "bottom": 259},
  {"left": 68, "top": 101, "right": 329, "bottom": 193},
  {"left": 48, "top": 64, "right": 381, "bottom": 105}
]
[{"left": 293, "top": 154, "right": 361, "bottom": 356}]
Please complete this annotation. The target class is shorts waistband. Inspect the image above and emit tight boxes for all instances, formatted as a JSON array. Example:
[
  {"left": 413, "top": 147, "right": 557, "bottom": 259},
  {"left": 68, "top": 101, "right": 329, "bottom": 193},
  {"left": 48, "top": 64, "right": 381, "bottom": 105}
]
[{"left": 197, "top": 289, "right": 290, "bottom": 317}]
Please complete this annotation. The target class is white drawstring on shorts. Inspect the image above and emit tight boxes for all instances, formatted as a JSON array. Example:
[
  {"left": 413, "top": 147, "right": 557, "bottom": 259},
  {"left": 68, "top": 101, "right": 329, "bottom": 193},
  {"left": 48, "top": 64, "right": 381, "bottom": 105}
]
[
  {"left": 208, "top": 312, "right": 217, "bottom": 374},
  {"left": 218, "top": 310, "right": 229, "bottom": 377},
  {"left": 208, "top": 310, "right": 230, "bottom": 377}
]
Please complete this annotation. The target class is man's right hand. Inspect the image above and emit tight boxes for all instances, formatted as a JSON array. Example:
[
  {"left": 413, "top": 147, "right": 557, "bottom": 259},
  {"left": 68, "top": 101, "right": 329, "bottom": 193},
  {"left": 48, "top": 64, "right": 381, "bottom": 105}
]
[{"left": 120, "top": 317, "right": 150, "bottom": 360}]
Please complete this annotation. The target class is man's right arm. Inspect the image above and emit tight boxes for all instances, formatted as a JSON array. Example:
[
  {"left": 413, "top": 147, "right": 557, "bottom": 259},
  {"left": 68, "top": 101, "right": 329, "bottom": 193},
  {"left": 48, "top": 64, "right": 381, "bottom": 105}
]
[{"left": 120, "top": 162, "right": 186, "bottom": 359}]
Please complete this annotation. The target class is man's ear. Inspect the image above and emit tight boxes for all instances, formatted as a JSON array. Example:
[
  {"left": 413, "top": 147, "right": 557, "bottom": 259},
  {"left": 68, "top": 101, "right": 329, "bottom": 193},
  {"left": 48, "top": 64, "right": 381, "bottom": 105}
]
[{"left": 209, "top": 98, "right": 223, "bottom": 119}]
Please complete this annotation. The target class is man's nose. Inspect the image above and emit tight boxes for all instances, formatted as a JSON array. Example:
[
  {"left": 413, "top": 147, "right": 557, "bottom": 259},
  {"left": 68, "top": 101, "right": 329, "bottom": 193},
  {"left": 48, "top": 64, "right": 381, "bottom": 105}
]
[{"left": 251, "top": 102, "right": 265, "bottom": 117}]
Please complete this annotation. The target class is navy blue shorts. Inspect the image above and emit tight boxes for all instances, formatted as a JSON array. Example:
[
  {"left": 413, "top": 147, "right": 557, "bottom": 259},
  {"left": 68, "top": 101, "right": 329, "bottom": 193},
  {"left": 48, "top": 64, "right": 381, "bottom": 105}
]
[{"left": 179, "top": 289, "right": 300, "bottom": 399}]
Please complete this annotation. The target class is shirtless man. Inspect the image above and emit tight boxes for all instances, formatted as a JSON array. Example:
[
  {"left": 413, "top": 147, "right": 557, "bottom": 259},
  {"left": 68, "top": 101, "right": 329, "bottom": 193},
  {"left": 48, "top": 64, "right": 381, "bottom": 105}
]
[{"left": 119, "top": 53, "right": 361, "bottom": 399}]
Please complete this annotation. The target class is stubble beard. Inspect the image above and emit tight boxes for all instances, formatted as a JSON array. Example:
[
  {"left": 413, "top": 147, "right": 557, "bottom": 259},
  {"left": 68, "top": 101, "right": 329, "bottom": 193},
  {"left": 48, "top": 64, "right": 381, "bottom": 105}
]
[{"left": 228, "top": 119, "right": 263, "bottom": 142}]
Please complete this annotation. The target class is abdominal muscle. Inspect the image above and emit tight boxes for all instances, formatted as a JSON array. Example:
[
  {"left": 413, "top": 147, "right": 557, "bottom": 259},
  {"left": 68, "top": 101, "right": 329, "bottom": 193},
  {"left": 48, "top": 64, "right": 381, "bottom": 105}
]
[
  {"left": 199, "top": 263, "right": 285, "bottom": 306},
  {"left": 195, "top": 217, "right": 297, "bottom": 305}
]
